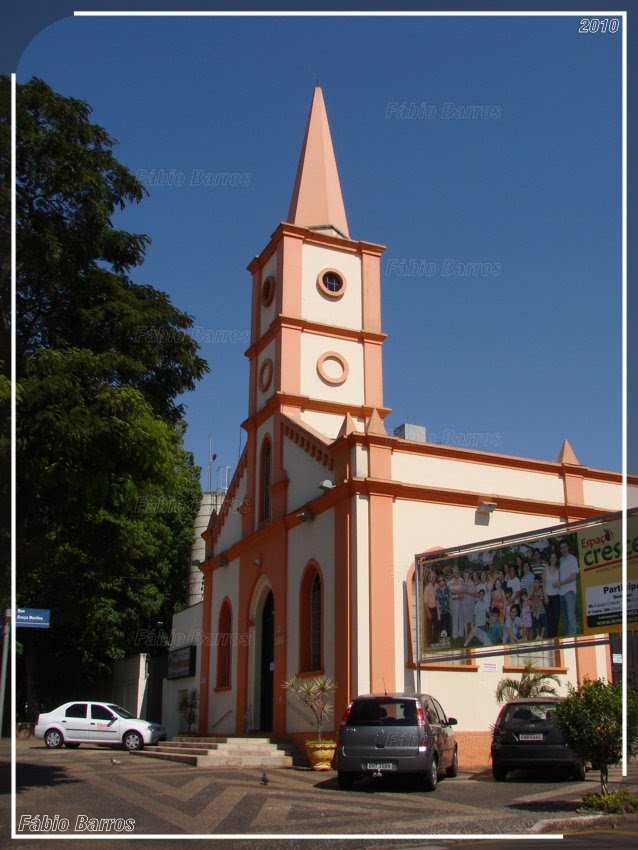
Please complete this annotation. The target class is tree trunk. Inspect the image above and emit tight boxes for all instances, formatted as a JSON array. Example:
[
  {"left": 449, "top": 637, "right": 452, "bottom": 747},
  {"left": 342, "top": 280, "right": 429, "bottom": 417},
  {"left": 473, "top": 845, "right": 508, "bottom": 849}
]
[{"left": 600, "top": 764, "right": 608, "bottom": 796}]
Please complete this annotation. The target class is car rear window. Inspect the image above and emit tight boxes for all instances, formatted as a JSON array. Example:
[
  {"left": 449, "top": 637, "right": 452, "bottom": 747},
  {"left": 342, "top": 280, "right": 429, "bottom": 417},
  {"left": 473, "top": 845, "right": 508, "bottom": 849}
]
[
  {"left": 503, "top": 703, "right": 559, "bottom": 723},
  {"left": 348, "top": 698, "right": 419, "bottom": 726}
]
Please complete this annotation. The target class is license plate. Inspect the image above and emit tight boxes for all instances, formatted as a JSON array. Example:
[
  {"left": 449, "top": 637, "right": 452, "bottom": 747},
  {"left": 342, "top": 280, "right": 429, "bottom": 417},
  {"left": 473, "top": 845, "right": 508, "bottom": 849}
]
[
  {"left": 519, "top": 733, "right": 543, "bottom": 742},
  {"left": 366, "top": 761, "right": 395, "bottom": 771}
]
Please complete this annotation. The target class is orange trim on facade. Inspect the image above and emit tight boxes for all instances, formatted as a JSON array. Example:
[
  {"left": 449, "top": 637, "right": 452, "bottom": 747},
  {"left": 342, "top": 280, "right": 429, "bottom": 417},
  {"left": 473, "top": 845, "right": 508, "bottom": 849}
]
[
  {"left": 361, "top": 250, "right": 383, "bottom": 334},
  {"left": 245, "top": 316, "right": 387, "bottom": 361},
  {"left": 334, "top": 487, "right": 351, "bottom": 716},
  {"left": 368, "top": 490, "right": 396, "bottom": 692},
  {"left": 574, "top": 637, "right": 601, "bottom": 684},
  {"left": 198, "top": 566, "right": 214, "bottom": 734}
]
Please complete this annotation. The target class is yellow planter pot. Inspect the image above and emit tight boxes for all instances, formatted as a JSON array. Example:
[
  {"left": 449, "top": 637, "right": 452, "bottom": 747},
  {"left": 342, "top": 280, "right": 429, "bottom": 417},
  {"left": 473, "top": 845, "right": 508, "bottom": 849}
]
[{"left": 305, "top": 740, "right": 337, "bottom": 771}]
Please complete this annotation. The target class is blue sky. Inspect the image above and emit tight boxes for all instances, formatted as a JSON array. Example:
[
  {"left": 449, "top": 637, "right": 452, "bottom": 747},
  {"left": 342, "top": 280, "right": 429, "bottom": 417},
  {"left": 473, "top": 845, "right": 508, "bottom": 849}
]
[{"left": 17, "top": 12, "right": 624, "bottom": 485}]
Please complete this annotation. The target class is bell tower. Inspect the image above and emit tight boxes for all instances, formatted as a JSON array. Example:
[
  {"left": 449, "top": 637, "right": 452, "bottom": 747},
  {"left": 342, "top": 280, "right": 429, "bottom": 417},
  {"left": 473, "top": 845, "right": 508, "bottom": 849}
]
[{"left": 245, "top": 86, "right": 389, "bottom": 450}]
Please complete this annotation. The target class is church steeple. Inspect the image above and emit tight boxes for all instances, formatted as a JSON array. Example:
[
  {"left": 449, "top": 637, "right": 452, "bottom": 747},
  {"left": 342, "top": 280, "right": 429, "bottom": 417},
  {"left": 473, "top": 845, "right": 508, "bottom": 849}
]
[{"left": 287, "top": 86, "right": 350, "bottom": 238}]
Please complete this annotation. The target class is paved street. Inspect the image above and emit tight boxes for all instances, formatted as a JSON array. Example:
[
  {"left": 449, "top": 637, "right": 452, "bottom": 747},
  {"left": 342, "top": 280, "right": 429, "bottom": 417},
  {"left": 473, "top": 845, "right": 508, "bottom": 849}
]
[{"left": 2, "top": 738, "right": 638, "bottom": 849}]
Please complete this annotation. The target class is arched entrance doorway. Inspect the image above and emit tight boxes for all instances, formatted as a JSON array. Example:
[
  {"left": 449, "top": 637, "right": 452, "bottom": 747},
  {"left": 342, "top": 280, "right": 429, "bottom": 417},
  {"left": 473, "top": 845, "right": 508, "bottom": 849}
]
[{"left": 258, "top": 590, "right": 274, "bottom": 731}]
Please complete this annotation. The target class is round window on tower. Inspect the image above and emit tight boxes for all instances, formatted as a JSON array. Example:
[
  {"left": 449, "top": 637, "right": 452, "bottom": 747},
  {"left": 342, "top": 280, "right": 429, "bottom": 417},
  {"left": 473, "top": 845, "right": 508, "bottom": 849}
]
[
  {"left": 316, "top": 351, "right": 349, "bottom": 386},
  {"left": 317, "top": 268, "right": 346, "bottom": 298},
  {"left": 262, "top": 275, "right": 276, "bottom": 307},
  {"left": 259, "top": 358, "right": 273, "bottom": 392}
]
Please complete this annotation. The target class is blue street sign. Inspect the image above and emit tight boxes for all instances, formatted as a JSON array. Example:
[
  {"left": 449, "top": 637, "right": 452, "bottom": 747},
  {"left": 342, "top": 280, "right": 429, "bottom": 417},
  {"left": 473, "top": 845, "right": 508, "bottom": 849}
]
[{"left": 16, "top": 608, "right": 50, "bottom": 629}]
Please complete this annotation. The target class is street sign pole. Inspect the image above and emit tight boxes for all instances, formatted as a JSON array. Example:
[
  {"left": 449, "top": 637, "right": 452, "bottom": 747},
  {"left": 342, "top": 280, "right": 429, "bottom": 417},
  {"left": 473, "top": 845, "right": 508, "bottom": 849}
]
[{"left": 0, "top": 609, "right": 11, "bottom": 736}]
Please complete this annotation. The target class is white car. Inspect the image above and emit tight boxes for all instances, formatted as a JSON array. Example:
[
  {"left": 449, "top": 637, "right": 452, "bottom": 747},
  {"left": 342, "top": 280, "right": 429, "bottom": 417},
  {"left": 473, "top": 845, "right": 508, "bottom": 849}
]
[{"left": 35, "top": 701, "right": 166, "bottom": 751}]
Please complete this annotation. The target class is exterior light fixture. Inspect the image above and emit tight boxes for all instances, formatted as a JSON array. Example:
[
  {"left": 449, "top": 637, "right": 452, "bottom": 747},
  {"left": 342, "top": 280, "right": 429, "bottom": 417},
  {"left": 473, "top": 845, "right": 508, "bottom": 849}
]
[
  {"left": 216, "top": 556, "right": 229, "bottom": 567},
  {"left": 319, "top": 480, "right": 335, "bottom": 490},
  {"left": 296, "top": 510, "right": 314, "bottom": 523},
  {"left": 477, "top": 501, "right": 497, "bottom": 514}
]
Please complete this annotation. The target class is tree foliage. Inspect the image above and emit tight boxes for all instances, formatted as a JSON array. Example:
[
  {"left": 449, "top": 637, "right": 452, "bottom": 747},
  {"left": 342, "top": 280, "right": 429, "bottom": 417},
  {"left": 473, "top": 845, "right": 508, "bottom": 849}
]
[
  {"left": 495, "top": 660, "right": 561, "bottom": 704},
  {"left": 554, "top": 678, "right": 638, "bottom": 795},
  {"left": 283, "top": 675, "right": 337, "bottom": 741},
  {"left": 4, "top": 75, "right": 210, "bottom": 704}
]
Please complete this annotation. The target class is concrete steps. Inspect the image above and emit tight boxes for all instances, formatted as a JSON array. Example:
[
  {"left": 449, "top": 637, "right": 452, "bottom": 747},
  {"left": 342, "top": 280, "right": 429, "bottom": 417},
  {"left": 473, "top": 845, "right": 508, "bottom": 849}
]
[{"left": 130, "top": 735, "right": 294, "bottom": 768}]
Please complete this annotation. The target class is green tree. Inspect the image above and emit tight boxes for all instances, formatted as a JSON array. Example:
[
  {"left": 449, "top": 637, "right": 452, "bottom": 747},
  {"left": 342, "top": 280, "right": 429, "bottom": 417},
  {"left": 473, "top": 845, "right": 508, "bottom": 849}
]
[
  {"left": 555, "top": 678, "right": 638, "bottom": 795},
  {"left": 4, "top": 75, "right": 210, "bottom": 706},
  {"left": 495, "top": 659, "right": 561, "bottom": 704}
]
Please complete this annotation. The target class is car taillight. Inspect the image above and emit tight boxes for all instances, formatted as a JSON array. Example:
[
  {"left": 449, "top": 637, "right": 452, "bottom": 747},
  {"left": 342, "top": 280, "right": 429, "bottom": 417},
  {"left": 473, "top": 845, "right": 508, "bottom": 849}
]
[
  {"left": 340, "top": 701, "right": 353, "bottom": 724},
  {"left": 337, "top": 702, "right": 353, "bottom": 746},
  {"left": 493, "top": 706, "right": 507, "bottom": 737},
  {"left": 415, "top": 702, "right": 426, "bottom": 728}
]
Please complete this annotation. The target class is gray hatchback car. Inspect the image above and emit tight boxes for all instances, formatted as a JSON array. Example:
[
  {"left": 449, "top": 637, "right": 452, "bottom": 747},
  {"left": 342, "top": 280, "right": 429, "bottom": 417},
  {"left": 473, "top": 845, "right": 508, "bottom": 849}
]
[{"left": 336, "top": 693, "right": 458, "bottom": 790}]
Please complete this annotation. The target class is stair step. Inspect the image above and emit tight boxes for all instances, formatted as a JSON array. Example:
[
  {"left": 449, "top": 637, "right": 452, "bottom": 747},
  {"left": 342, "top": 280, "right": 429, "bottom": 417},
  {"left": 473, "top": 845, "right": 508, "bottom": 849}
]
[
  {"left": 132, "top": 735, "right": 294, "bottom": 769},
  {"left": 131, "top": 749, "right": 198, "bottom": 766}
]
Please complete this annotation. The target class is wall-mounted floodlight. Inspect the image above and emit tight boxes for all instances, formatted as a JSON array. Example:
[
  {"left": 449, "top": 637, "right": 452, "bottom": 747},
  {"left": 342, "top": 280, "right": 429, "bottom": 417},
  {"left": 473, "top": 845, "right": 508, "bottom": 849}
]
[
  {"left": 477, "top": 501, "right": 497, "bottom": 514},
  {"left": 216, "top": 556, "right": 229, "bottom": 567},
  {"left": 319, "top": 480, "right": 335, "bottom": 491},
  {"left": 296, "top": 510, "right": 314, "bottom": 523}
]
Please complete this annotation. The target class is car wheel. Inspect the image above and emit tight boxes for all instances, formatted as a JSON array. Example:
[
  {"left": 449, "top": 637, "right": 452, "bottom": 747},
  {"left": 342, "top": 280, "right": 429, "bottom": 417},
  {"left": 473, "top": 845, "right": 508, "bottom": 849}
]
[
  {"left": 446, "top": 747, "right": 458, "bottom": 778},
  {"left": 423, "top": 756, "right": 439, "bottom": 791},
  {"left": 492, "top": 765, "right": 508, "bottom": 782},
  {"left": 572, "top": 761, "right": 586, "bottom": 781},
  {"left": 123, "top": 731, "right": 143, "bottom": 751},
  {"left": 44, "top": 728, "right": 64, "bottom": 749},
  {"left": 337, "top": 771, "right": 356, "bottom": 790},
  {"left": 64, "top": 743, "right": 81, "bottom": 749}
]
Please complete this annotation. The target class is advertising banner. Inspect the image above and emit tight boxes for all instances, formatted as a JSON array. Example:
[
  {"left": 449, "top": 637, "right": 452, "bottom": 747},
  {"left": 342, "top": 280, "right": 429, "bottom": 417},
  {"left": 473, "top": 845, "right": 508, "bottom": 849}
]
[
  {"left": 415, "top": 510, "right": 637, "bottom": 654},
  {"left": 578, "top": 513, "right": 638, "bottom": 634}
]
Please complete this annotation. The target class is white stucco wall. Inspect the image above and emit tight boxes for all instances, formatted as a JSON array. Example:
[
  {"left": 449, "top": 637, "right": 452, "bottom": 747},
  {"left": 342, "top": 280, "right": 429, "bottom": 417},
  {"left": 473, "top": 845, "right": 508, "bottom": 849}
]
[
  {"left": 259, "top": 249, "right": 278, "bottom": 334},
  {"left": 583, "top": 478, "right": 637, "bottom": 511},
  {"left": 392, "top": 451, "right": 565, "bottom": 503},
  {"left": 390, "top": 498, "right": 620, "bottom": 730},
  {"left": 299, "top": 334, "right": 365, "bottom": 405},
  {"left": 285, "top": 511, "right": 336, "bottom": 734},
  {"left": 284, "top": 435, "right": 332, "bottom": 511},
  {"left": 299, "top": 409, "right": 357, "bottom": 441},
  {"left": 207, "top": 560, "right": 241, "bottom": 735},
  {"left": 301, "top": 243, "right": 362, "bottom": 330},
  {"left": 256, "top": 338, "right": 277, "bottom": 411},
  {"left": 351, "top": 494, "right": 370, "bottom": 696},
  {"left": 215, "top": 465, "right": 247, "bottom": 553},
  {"left": 162, "top": 603, "right": 203, "bottom": 739}
]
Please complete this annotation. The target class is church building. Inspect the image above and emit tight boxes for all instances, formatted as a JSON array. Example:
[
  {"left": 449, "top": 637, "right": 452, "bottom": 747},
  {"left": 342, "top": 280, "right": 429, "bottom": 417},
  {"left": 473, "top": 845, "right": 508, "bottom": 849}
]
[{"left": 198, "top": 87, "right": 633, "bottom": 760}]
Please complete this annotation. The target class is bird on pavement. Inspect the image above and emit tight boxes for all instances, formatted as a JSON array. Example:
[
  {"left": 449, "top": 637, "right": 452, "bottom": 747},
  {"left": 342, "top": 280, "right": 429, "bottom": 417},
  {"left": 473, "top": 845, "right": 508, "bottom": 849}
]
[
  {"left": 260, "top": 772, "right": 269, "bottom": 785},
  {"left": 111, "top": 758, "right": 121, "bottom": 765}
]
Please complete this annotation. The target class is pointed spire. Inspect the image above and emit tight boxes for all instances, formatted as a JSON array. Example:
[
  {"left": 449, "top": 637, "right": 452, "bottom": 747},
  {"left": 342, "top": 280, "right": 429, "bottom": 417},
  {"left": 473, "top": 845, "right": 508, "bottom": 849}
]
[
  {"left": 337, "top": 412, "right": 358, "bottom": 439},
  {"left": 287, "top": 87, "right": 350, "bottom": 238},
  {"left": 366, "top": 409, "right": 387, "bottom": 437},
  {"left": 557, "top": 439, "right": 579, "bottom": 465}
]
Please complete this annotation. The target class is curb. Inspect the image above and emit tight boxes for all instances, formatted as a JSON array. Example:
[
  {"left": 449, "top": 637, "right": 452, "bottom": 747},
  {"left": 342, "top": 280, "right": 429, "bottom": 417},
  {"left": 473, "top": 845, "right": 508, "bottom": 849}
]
[{"left": 530, "top": 812, "right": 638, "bottom": 834}]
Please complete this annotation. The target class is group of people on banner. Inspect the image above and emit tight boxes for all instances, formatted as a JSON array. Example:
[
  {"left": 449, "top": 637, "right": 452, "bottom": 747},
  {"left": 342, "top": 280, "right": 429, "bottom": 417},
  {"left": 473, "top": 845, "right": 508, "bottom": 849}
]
[{"left": 421, "top": 537, "right": 580, "bottom": 649}]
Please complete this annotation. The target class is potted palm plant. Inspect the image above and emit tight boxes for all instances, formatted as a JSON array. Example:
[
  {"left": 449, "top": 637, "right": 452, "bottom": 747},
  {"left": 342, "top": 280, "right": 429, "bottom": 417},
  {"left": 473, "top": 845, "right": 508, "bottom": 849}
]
[{"left": 283, "top": 675, "right": 337, "bottom": 770}]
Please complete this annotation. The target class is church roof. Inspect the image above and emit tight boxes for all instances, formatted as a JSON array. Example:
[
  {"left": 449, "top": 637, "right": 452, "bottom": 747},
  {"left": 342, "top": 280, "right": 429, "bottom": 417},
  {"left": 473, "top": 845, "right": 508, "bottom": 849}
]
[{"left": 287, "top": 86, "right": 350, "bottom": 238}]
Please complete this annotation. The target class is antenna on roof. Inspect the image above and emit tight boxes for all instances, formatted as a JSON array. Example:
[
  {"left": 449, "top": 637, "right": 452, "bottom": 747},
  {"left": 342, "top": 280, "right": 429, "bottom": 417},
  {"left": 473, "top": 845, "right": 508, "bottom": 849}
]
[
  {"left": 382, "top": 677, "right": 388, "bottom": 696},
  {"left": 207, "top": 435, "right": 217, "bottom": 492}
]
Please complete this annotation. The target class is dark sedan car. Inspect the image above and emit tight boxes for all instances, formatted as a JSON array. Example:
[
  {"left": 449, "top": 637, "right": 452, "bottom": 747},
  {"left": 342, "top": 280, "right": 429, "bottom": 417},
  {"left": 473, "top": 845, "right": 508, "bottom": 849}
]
[
  {"left": 336, "top": 693, "right": 458, "bottom": 791},
  {"left": 491, "top": 697, "right": 586, "bottom": 781}
]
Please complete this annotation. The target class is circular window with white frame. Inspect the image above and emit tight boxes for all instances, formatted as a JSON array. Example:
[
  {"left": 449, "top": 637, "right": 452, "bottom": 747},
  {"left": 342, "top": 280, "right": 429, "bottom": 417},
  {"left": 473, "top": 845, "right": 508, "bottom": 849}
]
[
  {"left": 258, "top": 358, "right": 273, "bottom": 392},
  {"left": 317, "top": 268, "right": 346, "bottom": 298},
  {"left": 262, "top": 275, "right": 276, "bottom": 307},
  {"left": 316, "top": 351, "right": 349, "bottom": 386}
]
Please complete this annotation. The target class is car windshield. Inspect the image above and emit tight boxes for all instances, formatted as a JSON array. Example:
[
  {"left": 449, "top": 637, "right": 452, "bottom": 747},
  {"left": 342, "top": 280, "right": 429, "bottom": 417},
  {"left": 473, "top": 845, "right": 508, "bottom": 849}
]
[
  {"left": 503, "top": 703, "right": 558, "bottom": 723},
  {"left": 108, "top": 704, "right": 135, "bottom": 719},
  {"left": 348, "top": 698, "right": 418, "bottom": 726}
]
